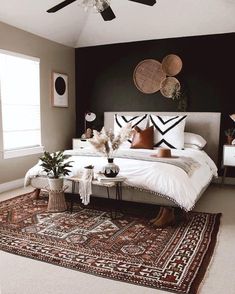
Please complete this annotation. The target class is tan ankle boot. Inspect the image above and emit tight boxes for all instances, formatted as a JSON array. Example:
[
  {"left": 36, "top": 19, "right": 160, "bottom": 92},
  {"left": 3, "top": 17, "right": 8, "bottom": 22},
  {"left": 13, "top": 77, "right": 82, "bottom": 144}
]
[
  {"left": 152, "top": 207, "right": 175, "bottom": 228},
  {"left": 150, "top": 206, "right": 164, "bottom": 224}
]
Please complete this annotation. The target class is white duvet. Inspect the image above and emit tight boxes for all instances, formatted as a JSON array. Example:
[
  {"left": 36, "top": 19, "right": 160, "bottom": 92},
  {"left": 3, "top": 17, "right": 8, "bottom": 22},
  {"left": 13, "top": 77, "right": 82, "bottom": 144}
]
[{"left": 25, "top": 148, "right": 217, "bottom": 211}]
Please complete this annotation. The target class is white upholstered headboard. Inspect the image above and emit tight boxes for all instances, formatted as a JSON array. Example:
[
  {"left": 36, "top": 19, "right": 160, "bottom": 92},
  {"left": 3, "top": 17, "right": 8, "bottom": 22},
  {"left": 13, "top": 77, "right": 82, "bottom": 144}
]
[{"left": 104, "top": 112, "right": 221, "bottom": 165}]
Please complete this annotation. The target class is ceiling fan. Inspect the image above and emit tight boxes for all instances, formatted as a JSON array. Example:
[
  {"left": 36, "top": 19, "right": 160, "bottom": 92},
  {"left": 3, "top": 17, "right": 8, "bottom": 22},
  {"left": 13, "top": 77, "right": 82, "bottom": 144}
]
[{"left": 47, "top": 0, "right": 156, "bottom": 21}]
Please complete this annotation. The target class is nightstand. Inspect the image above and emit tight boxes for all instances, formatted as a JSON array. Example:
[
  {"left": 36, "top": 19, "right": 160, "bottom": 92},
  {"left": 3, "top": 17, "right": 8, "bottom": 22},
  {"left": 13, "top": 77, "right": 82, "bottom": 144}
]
[
  {"left": 72, "top": 138, "right": 90, "bottom": 149},
  {"left": 222, "top": 144, "right": 235, "bottom": 184}
]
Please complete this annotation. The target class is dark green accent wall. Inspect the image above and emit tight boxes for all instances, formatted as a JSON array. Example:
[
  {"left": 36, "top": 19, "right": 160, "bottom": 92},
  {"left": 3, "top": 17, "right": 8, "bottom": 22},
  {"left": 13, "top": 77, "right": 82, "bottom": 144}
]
[{"left": 75, "top": 32, "right": 235, "bottom": 172}]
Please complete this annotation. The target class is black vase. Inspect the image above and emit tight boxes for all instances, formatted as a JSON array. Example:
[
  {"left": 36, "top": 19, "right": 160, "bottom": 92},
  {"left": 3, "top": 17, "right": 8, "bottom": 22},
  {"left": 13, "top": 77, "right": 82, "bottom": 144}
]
[{"left": 103, "top": 158, "right": 120, "bottom": 178}]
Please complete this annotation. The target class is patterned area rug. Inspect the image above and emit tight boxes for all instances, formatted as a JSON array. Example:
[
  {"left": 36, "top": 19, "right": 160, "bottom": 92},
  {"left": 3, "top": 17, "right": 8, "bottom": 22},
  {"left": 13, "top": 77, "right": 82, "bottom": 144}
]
[{"left": 0, "top": 191, "right": 221, "bottom": 294}]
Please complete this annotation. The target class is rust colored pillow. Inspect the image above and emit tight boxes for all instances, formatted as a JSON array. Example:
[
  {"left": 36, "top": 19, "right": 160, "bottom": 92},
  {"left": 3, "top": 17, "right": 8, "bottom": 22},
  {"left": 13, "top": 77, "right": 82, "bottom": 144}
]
[{"left": 131, "top": 126, "right": 154, "bottom": 149}]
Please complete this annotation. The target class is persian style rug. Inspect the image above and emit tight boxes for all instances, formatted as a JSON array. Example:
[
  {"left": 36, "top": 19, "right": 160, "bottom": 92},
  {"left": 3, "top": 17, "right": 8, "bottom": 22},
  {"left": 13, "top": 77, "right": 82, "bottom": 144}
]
[{"left": 0, "top": 191, "right": 221, "bottom": 294}]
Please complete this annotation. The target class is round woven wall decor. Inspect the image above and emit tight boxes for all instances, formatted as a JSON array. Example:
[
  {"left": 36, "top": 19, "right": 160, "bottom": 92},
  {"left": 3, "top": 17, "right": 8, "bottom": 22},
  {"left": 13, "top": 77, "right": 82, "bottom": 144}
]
[
  {"left": 160, "top": 77, "right": 181, "bottom": 98},
  {"left": 162, "top": 54, "right": 183, "bottom": 77},
  {"left": 133, "top": 59, "right": 166, "bottom": 94}
]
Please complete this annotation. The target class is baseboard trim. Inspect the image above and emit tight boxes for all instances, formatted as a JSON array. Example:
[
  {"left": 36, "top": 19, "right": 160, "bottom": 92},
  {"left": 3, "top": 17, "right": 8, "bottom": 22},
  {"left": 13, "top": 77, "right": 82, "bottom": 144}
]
[
  {"left": 0, "top": 178, "right": 24, "bottom": 194},
  {"left": 212, "top": 176, "right": 235, "bottom": 185}
]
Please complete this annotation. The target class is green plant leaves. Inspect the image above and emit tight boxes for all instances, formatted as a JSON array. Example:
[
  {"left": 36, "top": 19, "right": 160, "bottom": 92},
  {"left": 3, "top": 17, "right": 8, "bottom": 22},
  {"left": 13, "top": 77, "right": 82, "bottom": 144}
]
[
  {"left": 39, "top": 151, "right": 73, "bottom": 178},
  {"left": 225, "top": 128, "right": 235, "bottom": 137}
]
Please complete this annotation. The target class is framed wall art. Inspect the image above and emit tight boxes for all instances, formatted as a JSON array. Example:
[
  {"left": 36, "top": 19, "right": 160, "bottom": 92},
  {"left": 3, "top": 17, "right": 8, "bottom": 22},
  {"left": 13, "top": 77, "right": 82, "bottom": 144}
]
[{"left": 51, "top": 72, "right": 68, "bottom": 107}]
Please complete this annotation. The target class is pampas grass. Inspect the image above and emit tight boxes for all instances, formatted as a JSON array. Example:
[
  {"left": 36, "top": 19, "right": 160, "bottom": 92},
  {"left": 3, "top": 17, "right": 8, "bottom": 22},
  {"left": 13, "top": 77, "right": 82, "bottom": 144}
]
[{"left": 89, "top": 123, "right": 132, "bottom": 158}]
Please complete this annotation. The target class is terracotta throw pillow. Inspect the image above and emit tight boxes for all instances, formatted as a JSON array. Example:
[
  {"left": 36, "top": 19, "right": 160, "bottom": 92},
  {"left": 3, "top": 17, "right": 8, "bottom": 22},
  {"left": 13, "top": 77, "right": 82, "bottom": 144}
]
[{"left": 131, "top": 126, "right": 154, "bottom": 149}]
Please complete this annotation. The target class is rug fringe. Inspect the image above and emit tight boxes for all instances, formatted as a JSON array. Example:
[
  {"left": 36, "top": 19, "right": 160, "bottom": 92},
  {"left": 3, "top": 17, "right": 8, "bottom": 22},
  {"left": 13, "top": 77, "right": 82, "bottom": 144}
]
[{"left": 197, "top": 213, "right": 222, "bottom": 293}]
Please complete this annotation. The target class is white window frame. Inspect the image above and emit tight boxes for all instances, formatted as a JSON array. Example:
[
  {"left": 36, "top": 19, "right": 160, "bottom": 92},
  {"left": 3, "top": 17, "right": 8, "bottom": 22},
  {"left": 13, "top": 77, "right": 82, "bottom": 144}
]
[{"left": 0, "top": 49, "right": 44, "bottom": 159}]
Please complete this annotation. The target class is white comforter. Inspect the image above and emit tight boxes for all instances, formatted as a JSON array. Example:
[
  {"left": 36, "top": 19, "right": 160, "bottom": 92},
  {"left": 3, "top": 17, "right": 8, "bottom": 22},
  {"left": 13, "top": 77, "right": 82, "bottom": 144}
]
[{"left": 25, "top": 148, "right": 217, "bottom": 211}]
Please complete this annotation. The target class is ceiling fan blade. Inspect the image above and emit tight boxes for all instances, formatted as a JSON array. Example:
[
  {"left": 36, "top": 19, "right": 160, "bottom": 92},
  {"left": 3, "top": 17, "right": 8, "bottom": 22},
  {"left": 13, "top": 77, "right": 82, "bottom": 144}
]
[
  {"left": 47, "top": 0, "right": 77, "bottom": 13},
  {"left": 100, "top": 6, "right": 116, "bottom": 21},
  {"left": 128, "top": 0, "right": 156, "bottom": 6}
]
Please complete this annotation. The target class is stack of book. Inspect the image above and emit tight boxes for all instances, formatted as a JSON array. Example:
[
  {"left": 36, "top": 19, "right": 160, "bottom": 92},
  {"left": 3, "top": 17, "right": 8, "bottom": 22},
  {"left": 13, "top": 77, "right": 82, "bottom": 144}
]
[{"left": 97, "top": 175, "right": 126, "bottom": 182}]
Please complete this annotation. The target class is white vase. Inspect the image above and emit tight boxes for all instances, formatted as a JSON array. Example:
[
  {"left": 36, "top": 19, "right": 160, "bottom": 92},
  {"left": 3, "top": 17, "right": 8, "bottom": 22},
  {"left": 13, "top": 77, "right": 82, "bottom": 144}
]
[{"left": 48, "top": 178, "right": 64, "bottom": 191}]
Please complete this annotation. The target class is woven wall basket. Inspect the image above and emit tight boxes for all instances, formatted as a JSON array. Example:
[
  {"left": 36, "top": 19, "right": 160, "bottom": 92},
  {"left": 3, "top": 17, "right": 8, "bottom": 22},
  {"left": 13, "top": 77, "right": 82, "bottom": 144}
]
[
  {"left": 160, "top": 77, "right": 181, "bottom": 98},
  {"left": 133, "top": 59, "right": 166, "bottom": 94},
  {"left": 162, "top": 54, "right": 183, "bottom": 77}
]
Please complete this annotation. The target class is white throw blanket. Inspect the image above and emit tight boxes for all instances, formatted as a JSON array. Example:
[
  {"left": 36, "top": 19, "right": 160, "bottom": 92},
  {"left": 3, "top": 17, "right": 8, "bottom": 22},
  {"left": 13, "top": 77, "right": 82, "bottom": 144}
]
[
  {"left": 63, "top": 149, "right": 201, "bottom": 176},
  {"left": 25, "top": 148, "right": 217, "bottom": 211},
  {"left": 79, "top": 168, "right": 93, "bottom": 205}
]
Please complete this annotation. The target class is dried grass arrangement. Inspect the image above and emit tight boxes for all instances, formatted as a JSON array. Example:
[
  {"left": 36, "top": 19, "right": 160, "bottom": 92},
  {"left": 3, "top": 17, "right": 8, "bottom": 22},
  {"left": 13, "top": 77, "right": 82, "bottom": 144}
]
[{"left": 89, "top": 123, "right": 133, "bottom": 158}]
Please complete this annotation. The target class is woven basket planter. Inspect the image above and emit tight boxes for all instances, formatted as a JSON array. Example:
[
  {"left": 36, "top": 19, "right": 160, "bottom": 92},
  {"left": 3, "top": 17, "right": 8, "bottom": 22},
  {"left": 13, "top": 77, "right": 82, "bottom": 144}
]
[{"left": 47, "top": 191, "right": 67, "bottom": 212}]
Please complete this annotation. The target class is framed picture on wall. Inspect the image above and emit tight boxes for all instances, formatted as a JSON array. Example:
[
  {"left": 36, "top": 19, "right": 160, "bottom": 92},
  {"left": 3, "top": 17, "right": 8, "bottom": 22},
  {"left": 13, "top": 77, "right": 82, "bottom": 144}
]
[{"left": 52, "top": 72, "right": 68, "bottom": 107}]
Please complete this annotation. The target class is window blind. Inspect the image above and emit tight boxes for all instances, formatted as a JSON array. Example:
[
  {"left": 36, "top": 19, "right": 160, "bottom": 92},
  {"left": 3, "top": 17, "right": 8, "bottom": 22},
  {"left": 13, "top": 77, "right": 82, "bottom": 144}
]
[{"left": 0, "top": 50, "right": 41, "bottom": 151}]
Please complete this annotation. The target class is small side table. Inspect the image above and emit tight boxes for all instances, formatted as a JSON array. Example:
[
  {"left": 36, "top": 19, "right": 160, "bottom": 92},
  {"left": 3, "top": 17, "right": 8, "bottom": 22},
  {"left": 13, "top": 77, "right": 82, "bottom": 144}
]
[
  {"left": 222, "top": 144, "right": 235, "bottom": 185},
  {"left": 72, "top": 138, "right": 90, "bottom": 149},
  {"left": 67, "top": 176, "right": 126, "bottom": 218},
  {"left": 66, "top": 177, "right": 81, "bottom": 213},
  {"left": 94, "top": 178, "right": 125, "bottom": 218}
]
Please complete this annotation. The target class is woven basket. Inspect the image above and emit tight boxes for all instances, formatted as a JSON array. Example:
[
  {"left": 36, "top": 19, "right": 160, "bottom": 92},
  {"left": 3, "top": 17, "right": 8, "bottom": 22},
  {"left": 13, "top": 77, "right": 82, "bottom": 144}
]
[
  {"left": 160, "top": 77, "right": 181, "bottom": 98},
  {"left": 47, "top": 191, "right": 67, "bottom": 212},
  {"left": 133, "top": 59, "right": 166, "bottom": 94},
  {"left": 162, "top": 54, "right": 183, "bottom": 77}
]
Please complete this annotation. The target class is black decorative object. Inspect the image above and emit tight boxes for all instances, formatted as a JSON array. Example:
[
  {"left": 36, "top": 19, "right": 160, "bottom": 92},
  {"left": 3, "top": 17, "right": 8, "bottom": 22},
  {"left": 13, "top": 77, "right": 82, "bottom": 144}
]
[
  {"left": 52, "top": 72, "right": 68, "bottom": 107},
  {"left": 55, "top": 77, "right": 66, "bottom": 95},
  {"left": 102, "top": 158, "right": 120, "bottom": 178}
]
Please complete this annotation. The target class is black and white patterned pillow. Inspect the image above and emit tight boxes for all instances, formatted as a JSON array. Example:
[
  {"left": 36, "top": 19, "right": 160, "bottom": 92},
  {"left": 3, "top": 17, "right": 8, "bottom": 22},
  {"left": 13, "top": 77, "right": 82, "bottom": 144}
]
[
  {"left": 114, "top": 114, "right": 148, "bottom": 147},
  {"left": 149, "top": 114, "right": 187, "bottom": 149}
]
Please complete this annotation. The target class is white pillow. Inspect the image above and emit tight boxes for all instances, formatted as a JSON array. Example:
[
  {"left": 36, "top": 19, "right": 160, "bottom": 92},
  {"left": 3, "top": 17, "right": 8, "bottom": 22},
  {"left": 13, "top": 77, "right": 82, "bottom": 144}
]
[
  {"left": 184, "top": 132, "right": 207, "bottom": 150},
  {"left": 184, "top": 143, "right": 201, "bottom": 150},
  {"left": 149, "top": 114, "right": 187, "bottom": 149},
  {"left": 114, "top": 114, "right": 148, "bottom": 147}
]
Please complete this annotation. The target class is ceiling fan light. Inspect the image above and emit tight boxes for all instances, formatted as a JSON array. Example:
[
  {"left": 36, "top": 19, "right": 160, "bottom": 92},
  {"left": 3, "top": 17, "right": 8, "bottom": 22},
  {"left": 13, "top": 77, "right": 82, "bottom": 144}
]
[
  {"left": 78, "top": 0, "right": 110, "bottom": 13},
  {"left": 95, "top": 0, "right": 110, "bottom": 12}
]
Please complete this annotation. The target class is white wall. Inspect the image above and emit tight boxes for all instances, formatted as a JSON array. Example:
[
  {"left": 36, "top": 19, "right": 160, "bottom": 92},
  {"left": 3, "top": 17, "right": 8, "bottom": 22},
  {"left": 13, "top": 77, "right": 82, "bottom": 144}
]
[{"left": 0, "top": 21, "right": 76, "bottom": 184}]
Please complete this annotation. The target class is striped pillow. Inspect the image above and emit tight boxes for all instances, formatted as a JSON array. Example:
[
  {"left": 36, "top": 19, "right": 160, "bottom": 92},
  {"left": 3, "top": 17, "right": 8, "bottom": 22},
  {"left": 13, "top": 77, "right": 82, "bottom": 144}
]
[
  {"left": 114, "top": 114, "right": 148, "bottom": 147},
  {"left": 149, "top": 114, "right": 187, "bottom": 149}
]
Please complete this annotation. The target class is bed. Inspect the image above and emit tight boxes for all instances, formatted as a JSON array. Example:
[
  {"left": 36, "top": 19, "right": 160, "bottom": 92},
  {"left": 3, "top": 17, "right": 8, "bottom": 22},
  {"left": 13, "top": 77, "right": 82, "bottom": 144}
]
[{"left": 25, "top": 111, "right": 221, "bottom": 212}]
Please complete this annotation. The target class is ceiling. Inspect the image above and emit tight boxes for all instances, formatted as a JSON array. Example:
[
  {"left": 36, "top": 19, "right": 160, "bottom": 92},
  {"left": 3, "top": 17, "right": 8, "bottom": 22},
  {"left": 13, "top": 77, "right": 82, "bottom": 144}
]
[{"left": 0, "top": 0, "right": 235, "bottom": 48}]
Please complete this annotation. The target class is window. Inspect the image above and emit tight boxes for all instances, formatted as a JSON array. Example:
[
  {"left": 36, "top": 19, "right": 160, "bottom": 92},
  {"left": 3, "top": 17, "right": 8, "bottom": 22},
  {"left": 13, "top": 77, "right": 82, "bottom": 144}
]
[{"left": 0, "top": 49, "right": 43, "bottom": 159}]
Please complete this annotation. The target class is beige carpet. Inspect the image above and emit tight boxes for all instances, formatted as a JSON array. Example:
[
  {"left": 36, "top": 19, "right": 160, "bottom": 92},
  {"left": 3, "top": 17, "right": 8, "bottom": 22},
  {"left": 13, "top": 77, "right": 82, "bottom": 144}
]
[{"left": 0, "top": 184, "right": 235, "bottom": 294}]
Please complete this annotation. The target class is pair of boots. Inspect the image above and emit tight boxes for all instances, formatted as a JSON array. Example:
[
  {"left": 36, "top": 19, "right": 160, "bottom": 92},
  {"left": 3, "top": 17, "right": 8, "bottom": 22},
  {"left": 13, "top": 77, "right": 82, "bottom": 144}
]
[{"left": 150, "top": 207, "right": 175, "bottom": 228}]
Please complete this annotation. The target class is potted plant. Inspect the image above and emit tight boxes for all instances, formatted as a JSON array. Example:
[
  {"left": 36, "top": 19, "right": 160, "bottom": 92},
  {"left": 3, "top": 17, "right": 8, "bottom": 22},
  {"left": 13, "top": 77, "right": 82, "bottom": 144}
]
[
  {"left": 39, "top": 151, "right": 73, "bottom": 191},
  {"left": 225, "top": 128, "right": 235, "bottom": 145},
  {"left": 172, "top": 84, "right": 188, "bottom": 112}
]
